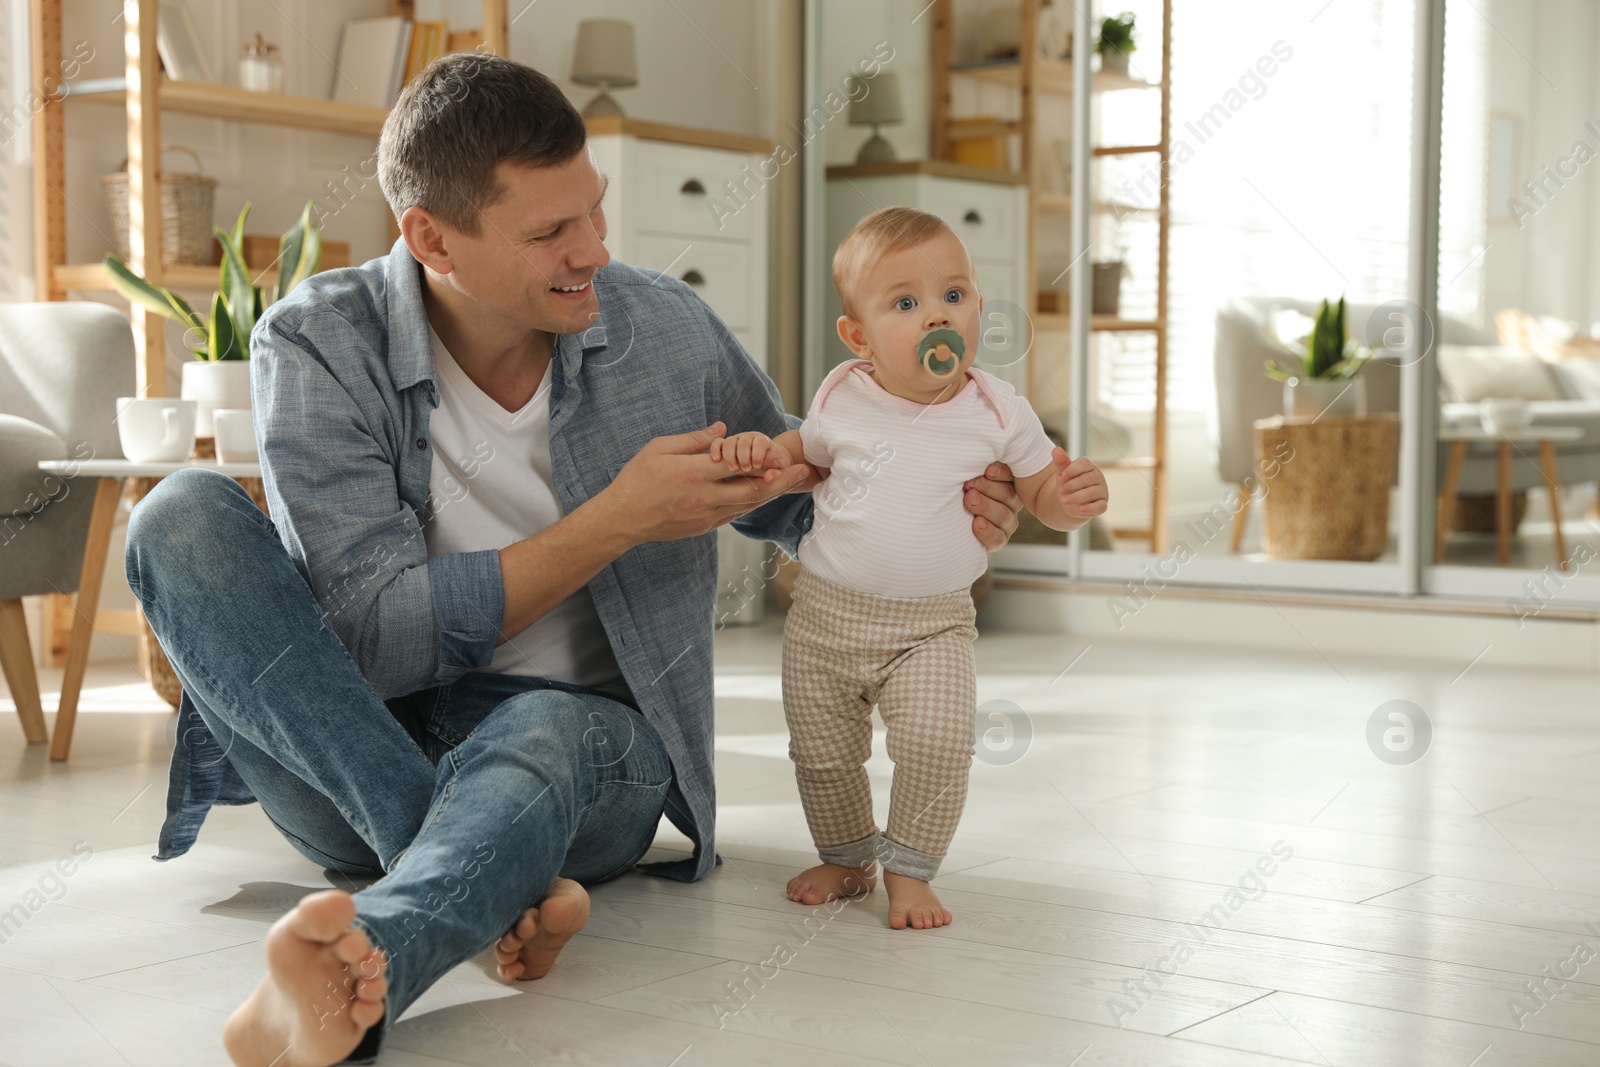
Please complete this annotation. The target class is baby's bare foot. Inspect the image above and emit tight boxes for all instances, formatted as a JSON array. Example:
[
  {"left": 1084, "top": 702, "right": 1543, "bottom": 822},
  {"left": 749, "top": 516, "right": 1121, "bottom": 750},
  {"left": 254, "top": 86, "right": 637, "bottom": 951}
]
[
  {"left": 786, "top": 862, "right": 876, "bottom": 905},
  {"left": 222, "top": 889, "right": 387, "bottom": 1067},
  {"left": 494, "top": 877, "right": 591, "bottom": 982},
  {"left": 884, "top": 871, "right": 952, "bottom": 930}
]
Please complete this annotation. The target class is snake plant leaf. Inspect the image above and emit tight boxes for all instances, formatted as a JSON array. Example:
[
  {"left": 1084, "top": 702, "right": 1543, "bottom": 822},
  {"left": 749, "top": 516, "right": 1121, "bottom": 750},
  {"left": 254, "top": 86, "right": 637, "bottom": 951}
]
[
  {"left": 102, "top": 254, "right": 204, "bottom": 332},
  {"left": 208, "top": 290, "right": 243, "bottom": 361},
  {"left": 215, "top": 224, "right": 256, "bottom": 344},
  {"left": 227, "top": 202, "right": 251, "bottom": 251},
  {"left": 277, "top": 201, "right": 323, "bottom": 301},
  {"left": 1264, "top": 358, "right": 1295, "bottom": 383}
]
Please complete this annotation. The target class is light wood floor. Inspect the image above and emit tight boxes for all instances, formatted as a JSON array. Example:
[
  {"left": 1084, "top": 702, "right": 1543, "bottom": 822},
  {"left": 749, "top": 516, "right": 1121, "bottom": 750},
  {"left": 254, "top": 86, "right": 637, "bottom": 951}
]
[{"left": 1, "top": 617, "right": 1597, "bottom": 1065}]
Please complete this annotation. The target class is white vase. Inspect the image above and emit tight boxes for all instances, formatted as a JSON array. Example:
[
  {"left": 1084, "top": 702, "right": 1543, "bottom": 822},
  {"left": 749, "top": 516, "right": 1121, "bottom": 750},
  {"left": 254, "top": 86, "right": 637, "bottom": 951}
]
[
  {"left": 1099, "top": 48, "right": 1130, "bottom": 77},
  {"left": 181, "top": 359, "right": 253, "bottom": 438},
  {"left": 1284, "top": 376, "right": 1366, "bottom": 421}
]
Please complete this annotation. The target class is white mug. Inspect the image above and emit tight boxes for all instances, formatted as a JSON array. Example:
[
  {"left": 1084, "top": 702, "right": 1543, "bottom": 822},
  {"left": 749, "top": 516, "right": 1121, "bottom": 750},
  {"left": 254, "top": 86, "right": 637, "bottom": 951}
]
[
  {"left": 213, "top": 408, "right": 259, "bottom": 464},
  {"left": 116, "top": 397, "right": 196, "bottom": 463}
]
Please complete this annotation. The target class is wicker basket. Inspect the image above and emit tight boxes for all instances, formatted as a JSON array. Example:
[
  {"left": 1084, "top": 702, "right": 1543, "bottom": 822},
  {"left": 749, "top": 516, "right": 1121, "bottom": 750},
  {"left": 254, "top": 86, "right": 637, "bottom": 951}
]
[
  {"left": 1254, "top": 415, "right": 1400, "bottom": 561},
  {"left": 101, "top": 145, "right": 217, "bottom": 266}
]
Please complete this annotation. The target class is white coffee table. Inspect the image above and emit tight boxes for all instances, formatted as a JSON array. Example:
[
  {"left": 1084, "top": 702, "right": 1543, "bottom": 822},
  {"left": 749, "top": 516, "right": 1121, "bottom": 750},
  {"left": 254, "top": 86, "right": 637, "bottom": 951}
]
[
  {"left": 1435, "top": 425, "right": 1583, "bottom": 568},
  {"left": 35, "top": 458, "right": 262, "bottom": 760}
]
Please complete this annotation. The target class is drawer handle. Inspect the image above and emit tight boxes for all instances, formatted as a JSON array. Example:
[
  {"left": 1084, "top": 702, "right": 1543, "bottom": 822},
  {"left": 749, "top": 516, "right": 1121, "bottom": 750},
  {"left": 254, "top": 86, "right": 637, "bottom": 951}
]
[
  {"left": 681, "top": 178, "right": 706, "bottom": 195},
  {"left": 964, "top": 209, "right": 983, "bottom": 224},
  {"left": 681, "top": 269, "right": 706, "bottom": 286}
]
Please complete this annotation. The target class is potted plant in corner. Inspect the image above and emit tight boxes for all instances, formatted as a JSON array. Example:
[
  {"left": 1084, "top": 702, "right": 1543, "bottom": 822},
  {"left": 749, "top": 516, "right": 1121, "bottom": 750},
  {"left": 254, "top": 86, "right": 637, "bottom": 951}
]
[
  {"left": 1264, "top": 296, "right": 1374, "bottom": 420},
  {"left": 1096, "top": 12, "right": 1136, "bottom": 77},
  {"left": 104, "top": 201, "right": 322, "bottom": 440}
]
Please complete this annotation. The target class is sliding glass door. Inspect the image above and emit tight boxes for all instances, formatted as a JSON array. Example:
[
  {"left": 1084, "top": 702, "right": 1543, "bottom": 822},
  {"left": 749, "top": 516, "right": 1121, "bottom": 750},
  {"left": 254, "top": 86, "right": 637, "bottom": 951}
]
[{"left": 1423, "top": 0, "right": 1600, "bottom": 607}]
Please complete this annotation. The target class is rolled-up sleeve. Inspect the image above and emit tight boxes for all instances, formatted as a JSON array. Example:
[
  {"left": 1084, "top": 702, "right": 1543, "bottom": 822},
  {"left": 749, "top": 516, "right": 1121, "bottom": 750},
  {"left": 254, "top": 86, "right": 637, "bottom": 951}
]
[{"left": 252, "top": 313, "right": 503, "bottom": 699}]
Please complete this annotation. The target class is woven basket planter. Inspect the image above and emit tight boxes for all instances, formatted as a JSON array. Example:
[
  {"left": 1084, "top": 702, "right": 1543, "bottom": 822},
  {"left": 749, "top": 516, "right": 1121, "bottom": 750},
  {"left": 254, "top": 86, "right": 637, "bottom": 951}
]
[
  {"left": 1254, "top": 414, "right": 1400, "bottom": 561},
  {"left": 101, "top": 145, "right": 217, "bottom": 267}
]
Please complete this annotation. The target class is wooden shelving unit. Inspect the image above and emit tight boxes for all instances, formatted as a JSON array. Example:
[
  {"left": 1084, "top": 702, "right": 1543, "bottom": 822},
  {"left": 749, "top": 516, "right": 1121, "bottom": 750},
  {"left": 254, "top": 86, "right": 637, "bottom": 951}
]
[
  {"left": 30, "top": 0, "right": 510, "bottom": 396},
  {"left": 931, "top": 0, "right": 1173, "bottom": 551}
]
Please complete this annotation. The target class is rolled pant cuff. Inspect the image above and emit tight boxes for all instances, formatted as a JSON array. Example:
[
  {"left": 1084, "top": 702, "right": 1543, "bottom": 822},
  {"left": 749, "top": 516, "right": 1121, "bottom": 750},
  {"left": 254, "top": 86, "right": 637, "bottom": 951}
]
[
  {"left": 873, "top": 835, "right": 944, "bottom": 882},
  {"left": 817, "top": 832, "right": 881, "bottom": 872}
]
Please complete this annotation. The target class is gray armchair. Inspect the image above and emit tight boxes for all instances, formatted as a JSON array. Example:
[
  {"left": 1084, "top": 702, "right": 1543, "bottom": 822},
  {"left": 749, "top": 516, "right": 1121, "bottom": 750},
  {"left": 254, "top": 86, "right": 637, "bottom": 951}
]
[{"left": 0, "top": 302, "right": 134, "bottom": 745}]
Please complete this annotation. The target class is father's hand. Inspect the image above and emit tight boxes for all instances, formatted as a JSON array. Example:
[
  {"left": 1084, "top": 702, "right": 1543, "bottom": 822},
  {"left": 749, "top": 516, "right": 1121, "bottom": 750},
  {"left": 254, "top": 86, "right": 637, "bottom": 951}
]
[
  {"left": 602, "top": 422, "right": 813, "bottom": 548},
  {"left": 964, "top": 461, "right": 1023, "bottom": 551}
]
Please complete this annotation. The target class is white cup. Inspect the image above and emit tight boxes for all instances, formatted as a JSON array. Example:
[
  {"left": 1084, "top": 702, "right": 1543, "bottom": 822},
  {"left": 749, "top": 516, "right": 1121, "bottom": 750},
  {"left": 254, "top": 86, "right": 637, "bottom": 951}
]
[
  {"left": 116, "top": 397, "right": 196, "bottom": 463},
  {"left": 1480, "top": 396, "right": 1532, "bottom": 434},
  {"left": 213, "top": 408, "right": 259, "bottom": 464}
]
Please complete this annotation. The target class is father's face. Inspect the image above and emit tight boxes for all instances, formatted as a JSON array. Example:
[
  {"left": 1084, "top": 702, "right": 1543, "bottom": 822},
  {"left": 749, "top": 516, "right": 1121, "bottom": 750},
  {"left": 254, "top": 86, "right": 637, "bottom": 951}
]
[{"left": 440, "top": 147, "right": 611, "bottom": 336}]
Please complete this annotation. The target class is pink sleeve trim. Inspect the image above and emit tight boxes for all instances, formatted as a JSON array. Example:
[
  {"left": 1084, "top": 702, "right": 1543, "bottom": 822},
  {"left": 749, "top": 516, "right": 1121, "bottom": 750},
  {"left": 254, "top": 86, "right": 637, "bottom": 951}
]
[
  {"left": 810, "top": 358, "right": 871, "bottom": 414},
  {"left": 969, "top": 369, "right": 1011, "bottom": 431}
]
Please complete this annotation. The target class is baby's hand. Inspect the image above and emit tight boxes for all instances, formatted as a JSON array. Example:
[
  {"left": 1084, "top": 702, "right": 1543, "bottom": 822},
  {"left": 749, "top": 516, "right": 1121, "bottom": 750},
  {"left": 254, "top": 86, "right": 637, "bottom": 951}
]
[
  {"left": 1054, "top": 450, "right": 1109, "bottom": 520},
  {"left": 711, "top": 431, "right": 794, "bottom": 479}
]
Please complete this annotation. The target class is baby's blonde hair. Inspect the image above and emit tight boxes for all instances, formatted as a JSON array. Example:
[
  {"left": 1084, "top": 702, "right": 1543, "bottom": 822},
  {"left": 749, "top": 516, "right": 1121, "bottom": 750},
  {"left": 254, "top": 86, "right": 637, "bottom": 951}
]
[{"left": 832, "top": 206, "right": 972, "bottom": 319}]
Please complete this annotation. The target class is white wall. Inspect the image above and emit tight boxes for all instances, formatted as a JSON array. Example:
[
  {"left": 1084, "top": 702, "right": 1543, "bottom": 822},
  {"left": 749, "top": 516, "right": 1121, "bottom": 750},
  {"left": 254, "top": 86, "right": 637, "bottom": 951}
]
[
  {"left": 1482, "top": 0, "right": 1600, "bottom": 331},
  {"left": 818, "top": 0, "right": 930, "bottom": 166}
]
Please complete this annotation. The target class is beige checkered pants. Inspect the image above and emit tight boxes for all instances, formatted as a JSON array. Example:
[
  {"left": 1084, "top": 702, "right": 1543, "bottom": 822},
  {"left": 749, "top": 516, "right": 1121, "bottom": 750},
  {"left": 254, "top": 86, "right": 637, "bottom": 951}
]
[{"left": 781, "top": 565, "right": 979, "bottom": 881}]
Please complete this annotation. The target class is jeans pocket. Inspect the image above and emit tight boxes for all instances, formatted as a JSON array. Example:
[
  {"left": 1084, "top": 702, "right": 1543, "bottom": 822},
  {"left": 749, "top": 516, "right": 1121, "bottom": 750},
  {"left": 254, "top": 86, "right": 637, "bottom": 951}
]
[{"left": 562, "top": 776, "right": 671, "bottom": 884}]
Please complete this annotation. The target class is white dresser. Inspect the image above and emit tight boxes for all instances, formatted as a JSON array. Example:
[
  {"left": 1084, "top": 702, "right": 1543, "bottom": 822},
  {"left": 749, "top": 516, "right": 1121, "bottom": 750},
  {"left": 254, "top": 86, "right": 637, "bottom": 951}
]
[
  {"left": 586, "top": 118, "right": 775, "bottom": 624},
  {"left": 823, "top": 162, "right": 1031, "bottom": 396}
]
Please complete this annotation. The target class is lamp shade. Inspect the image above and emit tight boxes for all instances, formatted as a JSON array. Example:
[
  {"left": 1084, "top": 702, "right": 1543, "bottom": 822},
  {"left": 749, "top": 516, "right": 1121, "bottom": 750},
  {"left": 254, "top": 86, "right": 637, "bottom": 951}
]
[
  {"left": 572, "top": 19, "right": 638, "bottom": 88},
  {"left": 849, "top": 71, "right": 904, "bottom": 127}
]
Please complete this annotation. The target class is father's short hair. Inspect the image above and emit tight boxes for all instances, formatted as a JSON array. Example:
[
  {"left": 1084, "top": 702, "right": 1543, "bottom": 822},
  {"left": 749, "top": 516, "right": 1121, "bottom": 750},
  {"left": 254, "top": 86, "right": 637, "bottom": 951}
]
[
  {"left": 378, "top": 52, "right": 587, "bottom": 237},
  {"left": 832, "top": 206, "right": 970, "bottom": 319}
]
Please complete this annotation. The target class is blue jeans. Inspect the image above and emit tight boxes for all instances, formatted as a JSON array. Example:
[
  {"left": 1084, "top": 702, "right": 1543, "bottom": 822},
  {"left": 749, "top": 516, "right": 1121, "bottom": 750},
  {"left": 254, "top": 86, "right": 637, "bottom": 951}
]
[{"left": 124, "top": 469, "right": 672, "bottom": 1063}]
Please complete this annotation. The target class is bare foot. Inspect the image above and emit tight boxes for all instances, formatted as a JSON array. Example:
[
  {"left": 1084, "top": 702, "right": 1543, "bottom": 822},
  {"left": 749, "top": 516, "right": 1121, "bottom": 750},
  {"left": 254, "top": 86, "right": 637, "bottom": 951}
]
[
  {"left": 222, "top": 889, "right": 388, "bottom": 1067},
  {"left": 884, "top": 871, "right": 952, "bottom": 930},
  {"left": 494, "top": 877, "right": 591, "bottom": 982},
  {"left": 786, "top": 862, "right": 877, "bottom": 905}
]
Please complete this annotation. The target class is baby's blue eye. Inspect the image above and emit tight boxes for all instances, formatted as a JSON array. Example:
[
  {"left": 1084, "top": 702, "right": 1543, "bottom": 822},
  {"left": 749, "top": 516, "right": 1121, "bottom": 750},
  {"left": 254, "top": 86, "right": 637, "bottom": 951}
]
[
  {"left": 944, "top": 288, "right": 963, "bottom": 304},
  {"left": 895, "top": 296, "right": 916, "bottom": 311}
]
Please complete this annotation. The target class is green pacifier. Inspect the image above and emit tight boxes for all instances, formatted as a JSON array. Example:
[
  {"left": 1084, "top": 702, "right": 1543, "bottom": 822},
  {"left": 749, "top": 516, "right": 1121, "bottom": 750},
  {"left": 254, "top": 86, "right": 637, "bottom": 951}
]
[{"left": 916, "top": 328, "right": 966, "bottom": 379}]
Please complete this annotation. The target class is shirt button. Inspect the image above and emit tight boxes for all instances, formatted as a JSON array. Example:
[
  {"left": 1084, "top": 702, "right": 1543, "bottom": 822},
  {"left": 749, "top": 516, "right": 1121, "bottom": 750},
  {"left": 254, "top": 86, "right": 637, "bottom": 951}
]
[{"left": 416, "top": 438, "right": 427, "bottom": 450}]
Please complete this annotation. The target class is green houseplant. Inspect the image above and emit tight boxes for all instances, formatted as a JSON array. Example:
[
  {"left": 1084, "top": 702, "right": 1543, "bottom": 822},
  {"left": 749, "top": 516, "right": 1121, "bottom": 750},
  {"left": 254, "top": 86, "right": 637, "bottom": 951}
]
[
  {"left": 1264, "top": 296, "right": 1374, "bottom": 419},
  {"left": 1096, "top": 12, "right": 1137, "bottom": 76},
  {"left": 104, "top": 201, "right": 322, "bottom": 437}
]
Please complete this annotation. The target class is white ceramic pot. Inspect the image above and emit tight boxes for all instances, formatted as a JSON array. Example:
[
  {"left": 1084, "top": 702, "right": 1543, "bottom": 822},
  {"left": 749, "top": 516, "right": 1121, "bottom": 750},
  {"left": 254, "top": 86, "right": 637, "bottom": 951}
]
[
  {"left": 181, "top": 359, "right": 252, "bottom": 438},
  {"left": 1284, "top": 376, "right": 1366, "bottom": 420},
  {"left": 1099, "top": 48, "right": 1130, "bottom": 77}
]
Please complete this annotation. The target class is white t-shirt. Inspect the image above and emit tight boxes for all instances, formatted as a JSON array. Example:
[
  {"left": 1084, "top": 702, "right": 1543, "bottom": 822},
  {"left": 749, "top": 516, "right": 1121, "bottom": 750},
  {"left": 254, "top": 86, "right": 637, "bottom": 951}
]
[
  {"left": 421, "top": 327, "right": 631, "bottom": 701},
  {"left": 797, "top": 360, "right": 1058, "bottom": 598}
]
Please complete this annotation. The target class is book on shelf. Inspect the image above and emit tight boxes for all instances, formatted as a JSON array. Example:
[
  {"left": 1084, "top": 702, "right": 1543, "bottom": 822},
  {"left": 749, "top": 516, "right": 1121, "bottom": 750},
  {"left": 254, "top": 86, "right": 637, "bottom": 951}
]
[
  {"left": 332, "top": 16, "right": 413, "bottom": 109},
  {"left": 404, "top": 21, "right": 449, "bottom": 85}
]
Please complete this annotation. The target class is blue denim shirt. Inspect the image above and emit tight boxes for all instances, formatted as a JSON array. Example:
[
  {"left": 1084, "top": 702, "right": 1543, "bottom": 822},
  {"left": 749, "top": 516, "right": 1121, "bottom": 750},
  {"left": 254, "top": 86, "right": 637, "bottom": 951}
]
[{"left": 156, "top": 237, "right": 813, "bottom": 882}]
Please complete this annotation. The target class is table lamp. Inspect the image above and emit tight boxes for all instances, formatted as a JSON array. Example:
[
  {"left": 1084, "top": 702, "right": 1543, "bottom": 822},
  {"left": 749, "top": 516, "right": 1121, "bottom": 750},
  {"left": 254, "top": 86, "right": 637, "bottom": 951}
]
[
  {"left": 572, "top": 19, "right": 638, "bottom": 118},
  {"left": 850, "top": 71, "right": 903, "bottom": 163}
]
